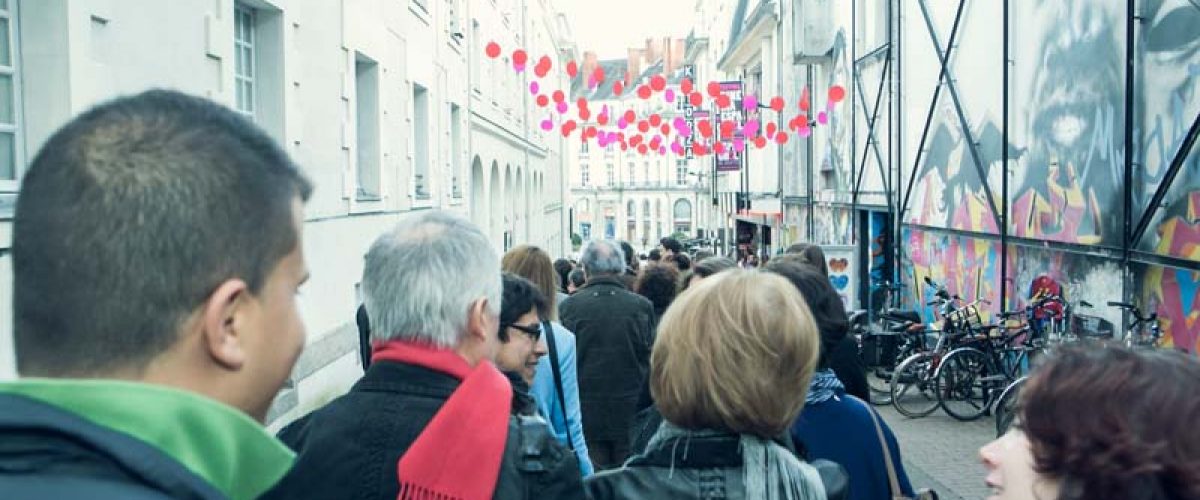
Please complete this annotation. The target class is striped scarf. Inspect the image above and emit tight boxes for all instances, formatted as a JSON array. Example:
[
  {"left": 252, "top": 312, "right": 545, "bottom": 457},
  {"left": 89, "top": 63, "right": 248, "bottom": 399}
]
[{"left": 805, "top": 369, "right": 845, "bottom": 405}]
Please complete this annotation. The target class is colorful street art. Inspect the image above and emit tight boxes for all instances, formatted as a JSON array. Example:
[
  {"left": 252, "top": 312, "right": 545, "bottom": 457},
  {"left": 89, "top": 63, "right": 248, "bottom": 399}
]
[
  {"left": 1141, "top": 264, "right": 1200, "bottom": 354},
  {"left": 901, "top": 228, "right": 1001, "bottom": 323}
]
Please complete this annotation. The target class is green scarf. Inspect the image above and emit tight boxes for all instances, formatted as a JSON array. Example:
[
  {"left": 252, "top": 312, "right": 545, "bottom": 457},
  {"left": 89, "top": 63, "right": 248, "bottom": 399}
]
[{"left": 0, "top": 378, "right": 294, "bottom": 500}]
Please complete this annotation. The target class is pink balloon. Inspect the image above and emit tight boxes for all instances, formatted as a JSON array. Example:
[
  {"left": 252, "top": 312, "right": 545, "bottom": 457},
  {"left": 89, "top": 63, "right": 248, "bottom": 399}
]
[
  {"left": 799, "top": 127, "right": 812, "bottom": 138},
  {"left": 664, "top": 89, "right": 676, "bottom": 103},
  {"left": 556, "top": 101, "right": 569, "bottom": 114},
  {"left": 734, "top": 139, "right": 745, "bottom": 152},
  {"left": 540, "top": 119, "right": 553, "bottom": 131},
  {"left": 617, "top": 118, "right": 629, "bottom": 129},
  {"left": 743, "top": 119, "right": 760, "bottom": 138},
  {"left": 818, "top": 111, "right": 829, "bottom": 125},
  {"left": 513, "top": 63, "right": 525, "bottom": 73},
  {"left": 671, "top": 142, "right": 684, "bottom": 155},
  {"left": 530, "top": 81, "right": 540, "bottom": 94},
  {"left": 744, "top": 95, "right": 758, "bottom": 111},
  {"left": 673, "top": 117, "right": 687, "bottom": 130},
  {"left": 658, "top": 146, "right": 667, "bottom": 155}
]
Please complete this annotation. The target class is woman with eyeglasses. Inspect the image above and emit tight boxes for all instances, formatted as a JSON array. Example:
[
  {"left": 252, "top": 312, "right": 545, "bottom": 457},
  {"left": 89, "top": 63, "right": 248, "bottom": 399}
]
[{"left": 499, "top": 274, "right": 550, "bottom": 393}]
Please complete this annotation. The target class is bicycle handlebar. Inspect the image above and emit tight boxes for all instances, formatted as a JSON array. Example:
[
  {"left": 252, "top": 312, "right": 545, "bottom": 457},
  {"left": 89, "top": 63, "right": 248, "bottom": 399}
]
[{"left": 1107, "top": 301, "right": 1134, "bottom": 309}]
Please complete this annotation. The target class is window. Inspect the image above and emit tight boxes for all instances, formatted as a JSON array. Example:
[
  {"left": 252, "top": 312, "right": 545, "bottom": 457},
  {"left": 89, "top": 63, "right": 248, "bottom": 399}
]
[
  {"left": 581, "top": 163, "right": 590, "bottom": 186},
  {"left": 676, "top": 159, "right": 688, "bottom": 186},
  {"left": 234, "top": 4, "right": 256, "bottom": 116},
  {"left": 642, "top": 200, "right": 650, "bottom": 221},
  {"left": 0, "top": 0, "right": 22, "bottom": 185},
  {"left": 445, "top": 0, "right": 463, "bottom": 42},
  {"left": 580, "top": 141, "right": 589, "bottom": 154},
  {"left": 450, "top": 103, "right": 463, "bottom": 198},
  {"left": 606, "top": 163, "right": 615, "bottom": 186},
  {"left": 627, "top": 200, "right": 636, "bottom": 220},
  {"left": 673, "top": 198, "right": 693, "bottom": 233},
  {"left": 413, "top": 83, "right": 430, "bottom": 199},
  {"left": 355, "top": 54, "right": 381, "bottom": 200},
  {"left": 627, "top": 162, "right": 636, "bottom": 186}
]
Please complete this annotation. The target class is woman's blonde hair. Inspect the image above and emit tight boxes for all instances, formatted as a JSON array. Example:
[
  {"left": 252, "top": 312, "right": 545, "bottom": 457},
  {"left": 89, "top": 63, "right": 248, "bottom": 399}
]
[
  {"left": 651, "top": 269, "right": 820, "bottom": 438},
  {"left": 501, "top": 245, "right": 560, "bottom": 320}
]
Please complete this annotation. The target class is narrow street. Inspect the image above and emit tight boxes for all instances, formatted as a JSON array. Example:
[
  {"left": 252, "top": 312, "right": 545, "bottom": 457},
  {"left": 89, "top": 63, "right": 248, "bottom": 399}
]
[{"left": 878, "top": 405, "right": 992, "bottom": 500}]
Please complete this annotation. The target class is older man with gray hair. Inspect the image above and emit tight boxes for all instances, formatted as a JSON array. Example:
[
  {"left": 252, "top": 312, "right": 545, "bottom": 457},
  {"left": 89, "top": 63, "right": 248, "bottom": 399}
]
[
  {"left": 268, "top": 211, "right": 582, "bottom": 500},
  {"left": 559, "top": 239, "right": 657, "bottom": 469}
]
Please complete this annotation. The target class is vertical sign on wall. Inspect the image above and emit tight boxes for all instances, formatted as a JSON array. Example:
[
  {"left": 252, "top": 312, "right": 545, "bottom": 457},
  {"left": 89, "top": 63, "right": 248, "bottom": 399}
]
[
  {"left": 681, "top": 65, "right": 696, "bottom": 160},
  {"left": 715, "top": 81, "right": 744, "bottom": 172},
  {"left": 822, "top": 245, "right": 857, "bottom": 311}
]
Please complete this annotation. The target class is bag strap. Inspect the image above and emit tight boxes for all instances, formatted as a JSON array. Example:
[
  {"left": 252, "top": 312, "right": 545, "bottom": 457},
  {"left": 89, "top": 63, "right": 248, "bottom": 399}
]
[
  {"left": 542, "top": 320, "right": 574, "bottom": 451},
  {"left": 854, "top": 396, "right": 904, "bottom": 499}
]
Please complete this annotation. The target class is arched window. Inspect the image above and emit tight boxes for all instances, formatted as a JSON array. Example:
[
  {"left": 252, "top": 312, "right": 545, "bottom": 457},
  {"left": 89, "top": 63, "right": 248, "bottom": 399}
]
[
  {"left": 642, "top": 200, "right": 651, "bottom": 221},
  {"left": 673, "top": 198, "right": 693, "bottom": 234},
  {"left": 627, "top": 200, "right": 636, "bottom": 221}
]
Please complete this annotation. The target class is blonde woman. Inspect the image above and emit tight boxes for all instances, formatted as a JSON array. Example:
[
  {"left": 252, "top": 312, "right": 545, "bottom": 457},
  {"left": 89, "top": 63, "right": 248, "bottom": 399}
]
[
  {"left": 585, "top": 270, "right": 829, "bottom": 500},
  {"left": 501, "top": 245, "right": 594, "bottom": 476}
]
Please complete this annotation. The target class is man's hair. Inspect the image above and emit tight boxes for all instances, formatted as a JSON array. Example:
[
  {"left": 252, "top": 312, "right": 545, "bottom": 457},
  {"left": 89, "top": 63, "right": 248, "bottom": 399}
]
[
  {"left": 652, "top": 270, "right": 819, "bottom": 438},
  {"left": 567, "top": 269, "right": 586, "bottom": 289},
  {"left": 669, "top": 252, "right": 692, "bottom": 271},
  {"left": 14, "top": 90, "right": 312, "bottom": 376},
  {"left": 618, "top": 240, "right": 639, "bottom": 272},
  {"left": 660, "top": 237, "right": 683, "bottom": 254},
  {"left": 553, "top": 258, "right": 574, "bottom": 292},
  {"left": 764, "top": 260, "right": 849, "bottom": 368},
  {"left": 579, "top": 240, "right": 625, "bottom": 277},
  {"left": 502, "top": 245, "right": 560, "bottom": 319},
  {"left": 499, "top": 273, "right": 547, "bottom": 342},
  {"left": 635, "top": 263, "right": 679, "bottom": 312},
  {"left": 679, "top": 256, "right": 737, "bottom": 292},
  {"left": 648, "top": 249, "right": 662, "bottom": 262},
  {"left": 363, "top": 211, "right": 500, "bottom": 347}
]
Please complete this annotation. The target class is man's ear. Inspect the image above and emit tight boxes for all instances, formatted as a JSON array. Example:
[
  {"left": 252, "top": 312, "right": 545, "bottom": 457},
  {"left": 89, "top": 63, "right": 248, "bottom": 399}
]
[
  {"left": 465, "top": 298, "right": 494, "bottom": 343},
  {"left": 200, "top": 279, "right": 251, "bottom": 371}
]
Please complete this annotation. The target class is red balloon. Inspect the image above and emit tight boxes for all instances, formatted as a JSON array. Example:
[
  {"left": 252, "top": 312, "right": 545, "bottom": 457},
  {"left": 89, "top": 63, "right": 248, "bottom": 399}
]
[
  {"left": 637, "top": 85, "right": 652, "bottom": 99},
  {"left": 637, "top": 121, "right": 650, "bottom": 133},
  {"left": 623, "top": 110, "right": 637, "bottom": 123},
  {"left": 566, "top": 60, "right": 578, "bottom": 78},
  {"left": 630, "top": 135, "right": 643, "bottom": 147},
  {"left": 681, "top": 78, "right": 694, "bottom": 94},
  {"left": 766, "top": 122, "right": 778, "bottom": 136},
  {"left": 720, "top": 121, "right": 736, "bottom": 138},
  {"left": 552, "top": 90, "right": 565, "bottom": 103},
  {"left": 512, "top": 50, "right": 528, "bottom": 66},
  {"left": 698, "top": 120, "right": 713, "bottom": 138},
  {"left": 689, "top": 92, "right": 704, "bottom": 107},
  {"left": 593, "top": 66, "right": 605, "bottom": 83},
  {"left": 579, "top": 108, "right": 591, "bottom": 121},
  {"left": 536, "top": 95, "right": 549, "bottom": 107},
  {"left": 485, "top": 41, "right": 501, "bottom": 58},
  {"left": 828, "top": 85, "right": 846, "bottom": 104},
  {"left": 754, "top": 136, "right": 768, "bottom": 149},
  {"left": 707, "top": 81, "right": 722, "bottom": 97},
  {"left": 714, "top": 142, "right": 726, "bottom": 155},
  {"left": 598, "top": 113, "right": 609, "bottom": 125},
  {"left": 775, "top": 132, "right": 789, "bottom": 145},
  {"left": 716, "top": 95, "right": 732, "bottom": 109},
  {"left": 561, "top": 124, "right": 572, "bottom": 137},
  {"left": 637, "top": 144, "right": 649, "bottom": 155},
  {"left": 650, "top": 75, "right": 666, "bottom": 92},
  {"left": 649, "top": 114, "right": 662, "bottom": 127},
  {"left": 770, "top": 96, "right": 786, "bottom": 112},
  {"left": 613, "top": 81, "right": 624, "bottom": 96},
  {"left": 577, "top": 97, "right": 589, "bottom": 109},
  {"left": 586, "top": 126, "right": 598, "bottom": 138},
  {"left": 534, "top": 56, "right": 552, "bottom": 78},
  {"left": 799, "top": 88, "right": 811, "bottom": 111},
  {"left": 660, "top": 123, "right": 671, "bottom": 135},
  {"left": 620, "top": 143, "right": 628, "bottom": 151}
]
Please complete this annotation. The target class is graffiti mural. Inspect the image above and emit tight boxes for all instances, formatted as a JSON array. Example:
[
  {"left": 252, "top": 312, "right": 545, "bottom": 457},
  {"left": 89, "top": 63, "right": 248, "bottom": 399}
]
[
  {"left": 1140, "top": 263, "right": 1200, "bottom": 354},
  {"left": 901, "top": 228, "right": 1001, "bottom": 323},
  {"left": 1006, "top": 246, "right": 1125, "bottom": 332},
  {"left": 813, "top": 206, "right": 854, "bottom": 246},
  {"left": 1137, "top": 0, "right": 1200, "bottom": 258}
]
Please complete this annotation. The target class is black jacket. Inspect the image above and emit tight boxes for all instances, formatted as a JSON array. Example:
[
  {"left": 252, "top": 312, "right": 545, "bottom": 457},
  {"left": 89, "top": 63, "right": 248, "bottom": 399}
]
[
  {"left": 829, "top": 336, "right": 870, "bottom": 402},
  {"left": 559, "top": 275, "right": 657, "bottom": 441},
  {"left": 264, "top": 360, "right": 584, "bottom": 500},
  {"left": 0, "top": 394, "right": 223, "bottom": 499},
  {"left": 585, "top": 432, "right": 848, "bottom": 500}
]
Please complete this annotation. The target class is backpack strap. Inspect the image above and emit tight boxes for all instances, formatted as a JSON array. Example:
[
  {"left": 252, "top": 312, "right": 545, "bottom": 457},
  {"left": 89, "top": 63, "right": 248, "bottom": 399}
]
[{"left": 542, "top": 320, "right": 574, "bottom": 451}]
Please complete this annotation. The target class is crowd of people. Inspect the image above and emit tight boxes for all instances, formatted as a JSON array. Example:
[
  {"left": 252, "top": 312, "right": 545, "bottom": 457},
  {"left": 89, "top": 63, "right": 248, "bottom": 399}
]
[{"left": 0, "top": 90, "right": 1198, "bottom": 500}]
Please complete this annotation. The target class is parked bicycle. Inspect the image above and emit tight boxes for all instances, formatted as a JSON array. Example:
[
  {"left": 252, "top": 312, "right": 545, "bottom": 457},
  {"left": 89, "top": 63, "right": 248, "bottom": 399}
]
[{"left": 1109, "top": 301, "right": 1162, "bottom": 349}]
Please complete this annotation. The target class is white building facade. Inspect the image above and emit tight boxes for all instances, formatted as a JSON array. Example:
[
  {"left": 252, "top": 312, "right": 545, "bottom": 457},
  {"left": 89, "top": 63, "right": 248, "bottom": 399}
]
[{"left": 0, "top": 0, "right": 572, "bottom": 426}]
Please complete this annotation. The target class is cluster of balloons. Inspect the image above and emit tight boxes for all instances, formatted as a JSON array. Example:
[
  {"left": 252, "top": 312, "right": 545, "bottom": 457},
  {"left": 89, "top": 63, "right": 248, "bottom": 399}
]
[{"left": 485, "top": 41, "right": 846, "bottom": 158}]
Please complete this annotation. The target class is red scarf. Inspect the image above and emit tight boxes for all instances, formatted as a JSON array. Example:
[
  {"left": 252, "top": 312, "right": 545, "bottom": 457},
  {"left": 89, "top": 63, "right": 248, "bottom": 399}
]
[{"left": 372, "top": 341, "right": 512, "bottom": 500}]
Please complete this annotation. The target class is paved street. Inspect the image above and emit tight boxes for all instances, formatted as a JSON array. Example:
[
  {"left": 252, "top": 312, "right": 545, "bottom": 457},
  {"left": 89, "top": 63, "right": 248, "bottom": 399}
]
[{"left": 877, "top": 404, "right": 993, "bottom": 500}]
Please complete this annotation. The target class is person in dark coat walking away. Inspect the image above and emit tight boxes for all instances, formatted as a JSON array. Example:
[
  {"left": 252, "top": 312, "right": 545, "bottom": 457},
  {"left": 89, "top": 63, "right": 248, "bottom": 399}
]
[
  {"left": 634, "top": 263, "right": 679, "bottom": 326},
  {"left": 267, "top": 211, "right": 582, "bottom": 500},
  {"left": 585, "top": 270, "right": 830, "bottom": 500},
  {"left": 0, "top": 90, "right": 312, "bottom": 499},
  {"left": 560, "top": 239, "right": 657, "bottom": 470}
]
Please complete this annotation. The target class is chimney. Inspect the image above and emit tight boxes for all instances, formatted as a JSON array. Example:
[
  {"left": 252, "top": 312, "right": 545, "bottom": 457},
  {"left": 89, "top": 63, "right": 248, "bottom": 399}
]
[
  {"left": 665, "top": 39, "right": 685, "bottom": 73},
  {"left": 645, "top": 38, "right": 664, "bottom": 64},
  {"left": 626, "top": 48, "right": 643, "bottom": 86},
  {"left": 580, "top": 51, "right": 599, "bottom": 85}
]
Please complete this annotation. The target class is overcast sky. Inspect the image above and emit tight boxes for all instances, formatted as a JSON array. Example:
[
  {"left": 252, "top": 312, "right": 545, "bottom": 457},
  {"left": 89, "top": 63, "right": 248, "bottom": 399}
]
[{"left": 555, "top": 0, "right": 695, "bottom": 60}]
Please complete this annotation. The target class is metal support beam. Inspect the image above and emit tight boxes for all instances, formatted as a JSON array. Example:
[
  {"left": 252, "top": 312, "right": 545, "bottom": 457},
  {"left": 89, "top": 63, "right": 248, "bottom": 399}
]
[
  {"left": 915, "top": 0, "right": 1003, "bottom": 231},
  {"left": 1000, "top": 0, "right": 1010, "bottom": 311},
  {"left": 899, "top": 0, "right": 967, "bottom": 222},
  {"left": 853, "top": 56, "right": 893, "bottom": 211},
  {"left": 854, "top": 43, "right": 891, "bottom": 66},
  {"left": 1131, "top": 109, "right": 1200, "bottom": 249},
  {"left": 1122, "top": 0, "right": 1136, "bottom": 304}
]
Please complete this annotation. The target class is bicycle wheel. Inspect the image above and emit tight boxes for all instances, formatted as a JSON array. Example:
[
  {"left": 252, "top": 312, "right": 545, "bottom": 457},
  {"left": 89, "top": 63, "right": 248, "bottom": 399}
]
[
  {"left": 937, "top": 349, "right": 991, "bottom": 422},
  {"left": 890, "top": 352, "right": 941, "bottom": 418},
  {"left": 993, "top": 376, "right": 1026, "bottom": 437}
]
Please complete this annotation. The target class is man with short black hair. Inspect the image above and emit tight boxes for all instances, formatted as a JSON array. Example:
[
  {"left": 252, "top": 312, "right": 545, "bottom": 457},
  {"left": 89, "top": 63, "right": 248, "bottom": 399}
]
[
  {"left": 0, "top": 90, "right": 312, "bottom": 499},
  {"left": 658, "top": 237, "right": 682, "bottom": 258},
  {"left": 560, "top": 240, "right": 656, "bottom": 469}
]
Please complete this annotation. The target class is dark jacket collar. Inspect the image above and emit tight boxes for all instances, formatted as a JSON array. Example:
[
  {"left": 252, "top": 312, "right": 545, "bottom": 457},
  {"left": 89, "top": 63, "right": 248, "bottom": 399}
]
[
  {"left": 629, "top": 430, "right": 800, "bottom": 469},
  {"left": 354, "top": 359, "right": 462, "bottom": 399},
  {"left": 583, "top": 275, "right": 628, "bottom": 290}
]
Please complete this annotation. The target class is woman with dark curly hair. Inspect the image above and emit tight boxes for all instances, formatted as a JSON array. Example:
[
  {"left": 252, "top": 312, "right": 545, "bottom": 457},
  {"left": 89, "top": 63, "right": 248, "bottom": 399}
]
[
  {"left": 634, "top": 263, "right": 680, "bottom": 325},
  {"left": 981, "top": 345, "right": 1200, "bottom": 500}
]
